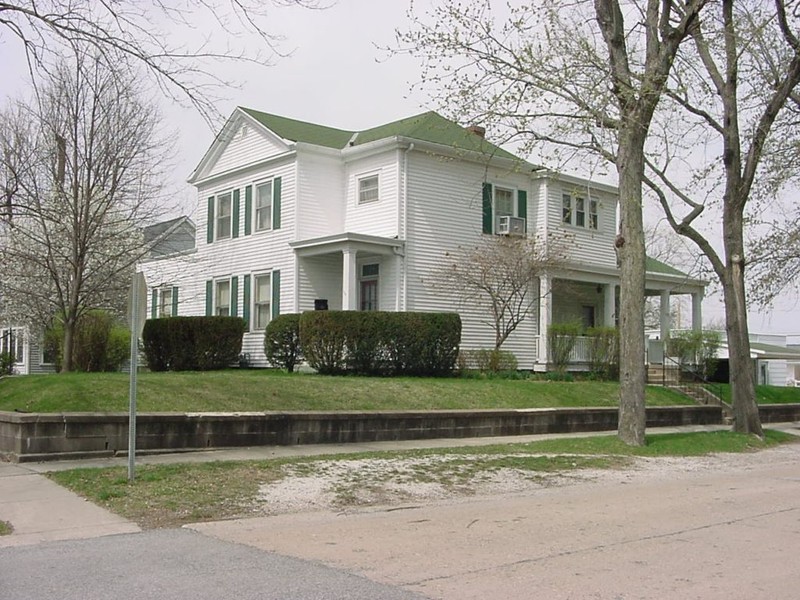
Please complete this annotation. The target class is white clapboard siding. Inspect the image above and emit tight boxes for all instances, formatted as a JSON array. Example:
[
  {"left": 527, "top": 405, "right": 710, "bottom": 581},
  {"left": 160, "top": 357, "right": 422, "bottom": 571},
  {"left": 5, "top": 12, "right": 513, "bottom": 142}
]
[
  {"left": 547, "top": 182, "right": 618, "bottom": 269},
  {"left": 206, "top": 121, "right": 288, "bottom": 179},
  {"left": 298, "top": 254, "right": 344, "bottom": 311},
  {"left": 296, "top": 149, "right": 345, "bottom": 240},
  {"left": 344, "top": 149, "right": 400, "bottom": 237},
  {"left": 404, "top": 151, "right": 540, "bottom": 368}
]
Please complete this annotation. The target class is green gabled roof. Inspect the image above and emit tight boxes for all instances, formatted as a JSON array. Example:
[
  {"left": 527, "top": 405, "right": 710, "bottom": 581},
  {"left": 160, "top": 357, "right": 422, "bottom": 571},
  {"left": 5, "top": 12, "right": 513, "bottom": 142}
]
[
  {"left": 353, "top": 111, "right": 520, "bottom": 160},
  {"left": 239, "top": 107, "right": 523, "bottom": 161},
  {"left": 646, "top": 256, "right": 688, "bottom": 277},
  {"left": 240, "top": 107, "right": 355, "bottom": 149}
]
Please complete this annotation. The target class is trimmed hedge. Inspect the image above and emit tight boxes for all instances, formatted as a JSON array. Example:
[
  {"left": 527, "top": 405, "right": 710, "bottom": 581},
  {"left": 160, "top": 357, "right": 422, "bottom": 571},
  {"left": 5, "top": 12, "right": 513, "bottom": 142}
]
[
  {"left": 142, "top": 316, "right": 246, "bottom": 371},
  {"left": 264, "top": 314, "right": 302, "bottom": 372},
  {"left": 299, "top": 311, "right": 461, "bottom": 377}
]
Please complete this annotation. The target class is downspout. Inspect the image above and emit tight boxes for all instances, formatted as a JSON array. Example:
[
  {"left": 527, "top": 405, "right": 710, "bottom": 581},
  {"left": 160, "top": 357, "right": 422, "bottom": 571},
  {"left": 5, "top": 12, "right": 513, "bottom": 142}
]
[{"left": 398, "top": 142, "right": 414, "bottom": 311}]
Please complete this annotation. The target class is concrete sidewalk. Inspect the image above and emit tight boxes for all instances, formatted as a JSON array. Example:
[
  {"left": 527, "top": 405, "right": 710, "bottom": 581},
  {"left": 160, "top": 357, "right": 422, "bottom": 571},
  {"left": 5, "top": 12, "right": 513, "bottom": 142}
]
[
  {"left": 0, "top": 462, "right": 140, "bottom": 548},
  {"left": 1, "top": 423, "right": 796, "bottom": 549}
]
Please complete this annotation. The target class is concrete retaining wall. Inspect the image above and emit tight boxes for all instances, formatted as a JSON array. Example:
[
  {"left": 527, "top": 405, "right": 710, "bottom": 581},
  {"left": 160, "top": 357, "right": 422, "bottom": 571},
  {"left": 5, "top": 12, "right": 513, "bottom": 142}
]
[{"left": 0, "top": 405, "right": 728, "bottom": 463}]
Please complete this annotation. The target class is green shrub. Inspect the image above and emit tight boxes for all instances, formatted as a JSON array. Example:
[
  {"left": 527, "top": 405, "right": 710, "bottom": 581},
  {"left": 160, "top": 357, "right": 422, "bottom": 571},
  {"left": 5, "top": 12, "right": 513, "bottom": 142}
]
[
  {"left": 299, "top": 311, "right": 461, "bottom": 377},
  {"left": 0, "top": 352, "right": 14, "bottom": 376},
  {"left": 299, "top": 312, "right": 349, "bottom": 375},
  {"left": 586, "top": 326, "right": 619, "bottom": 380},
  {"left": 459, "top": 348, "right": 518, "bottom": 374},
  {"left": 45, "top": 311, "right": 130, "bottom": 372},
  {"left": 548, "top": 322, "right": 581, "bottom": 374},
  {"left": 666, "top": 330, "right": 721, "bottom": 380},
  {"left": 264, "top": 314, "right": 302, "bottom": 373},
  {"left": 142, "top": 316, "right": 246, "bottom": 371}
]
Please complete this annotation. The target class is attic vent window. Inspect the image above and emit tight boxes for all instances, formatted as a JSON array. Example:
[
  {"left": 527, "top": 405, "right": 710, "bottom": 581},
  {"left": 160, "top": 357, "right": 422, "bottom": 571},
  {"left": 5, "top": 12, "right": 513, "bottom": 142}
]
[{"left": 240, "top": 124, "right": 248, "bottom": 138}]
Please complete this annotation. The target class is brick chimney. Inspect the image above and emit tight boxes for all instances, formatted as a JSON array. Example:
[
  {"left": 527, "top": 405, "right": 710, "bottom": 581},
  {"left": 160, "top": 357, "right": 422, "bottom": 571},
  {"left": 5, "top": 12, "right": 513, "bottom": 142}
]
[{"left": 466, "top": 125, "right": 486, "bottom": 138}]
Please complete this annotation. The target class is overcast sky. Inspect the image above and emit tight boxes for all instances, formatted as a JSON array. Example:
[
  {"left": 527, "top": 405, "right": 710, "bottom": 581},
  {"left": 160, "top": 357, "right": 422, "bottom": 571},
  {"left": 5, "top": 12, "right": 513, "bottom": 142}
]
[{"left": 0, "top": 0, "right": 797, "bottom": 335}]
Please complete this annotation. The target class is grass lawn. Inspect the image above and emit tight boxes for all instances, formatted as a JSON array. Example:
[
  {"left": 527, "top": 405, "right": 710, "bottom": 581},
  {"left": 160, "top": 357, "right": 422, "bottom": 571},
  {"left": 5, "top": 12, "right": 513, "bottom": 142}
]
[
  {"left": 0, "top": 370, "right": 689, "bottom": 413},
  {"left": 712, "top": 384, "right": 800, "bottom": 404},
  {"left": 48, "top": 429, "right": 796, "bottom": 529}
]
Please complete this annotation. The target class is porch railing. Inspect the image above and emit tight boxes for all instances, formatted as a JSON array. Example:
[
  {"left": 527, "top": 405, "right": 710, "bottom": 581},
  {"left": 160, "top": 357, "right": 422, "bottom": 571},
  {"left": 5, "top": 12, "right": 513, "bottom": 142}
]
[{"left": 534, "top": 335, "right": 594, "bottom": 364}]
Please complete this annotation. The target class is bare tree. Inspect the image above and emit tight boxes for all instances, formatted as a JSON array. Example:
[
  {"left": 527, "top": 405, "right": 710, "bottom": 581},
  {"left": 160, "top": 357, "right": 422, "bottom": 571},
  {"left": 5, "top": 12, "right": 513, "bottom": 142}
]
[
  {"left": 0, "top": 55, "right": 170, "bottom": 371},
  {"left": 399, "top": 0, "right": 706, "bottom": 445},
  {"left": 0, "top": 0, "right": 319, "bottom": 126},
  {"left": 438, "top": 235, "right": 565, "bottom": 352},
  {"left": 638, "top": 0, "right": 800, "bottom": 436}
]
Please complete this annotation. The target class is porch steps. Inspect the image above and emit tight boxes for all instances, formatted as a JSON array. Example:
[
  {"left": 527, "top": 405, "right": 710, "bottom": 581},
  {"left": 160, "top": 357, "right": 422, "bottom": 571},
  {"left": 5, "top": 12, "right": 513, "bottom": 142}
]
[
  {"left": 665, "top": 382, "right": 734, "bottom": 425},
  {"left": 647, "top": 365, "right": 681, "bottom": 385}
]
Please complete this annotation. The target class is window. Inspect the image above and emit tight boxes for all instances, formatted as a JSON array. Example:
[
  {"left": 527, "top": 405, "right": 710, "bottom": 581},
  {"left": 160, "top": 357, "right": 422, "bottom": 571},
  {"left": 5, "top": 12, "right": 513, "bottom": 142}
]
[
  {"left": 575, "top": 197, "right": 585, "bottom": 228},
  {"left": 158, "top": 288, "right": 172, "bottom": 318},
  {"left": 360, "top": 263, "right": 379, "bottom": 311},
  {"left": 563, "top": 193, "right": 599, "bottom": 230},
  {"left": 216, "top": 192, "right": 232, "bottom": 240},
  {"left": 215, "top": 279, "right": 230, "bottom": 316},
  {"left": 494, "top": 186, "right": 516, "bottom": 232},
  {"left": 255, "top": 181, "right": 272, "bottom": 231},
  {"left": 562, "top": 194, "right": 572, "bottom": 224},
  {"left": 358, "top": 174, "right": 380, "bottom": 204},
  {"left": 254, "top": 274, "right": 272, "bottom": 330},
  {"left": 0, "top": 328, "right": 23, "bottom": 363}
]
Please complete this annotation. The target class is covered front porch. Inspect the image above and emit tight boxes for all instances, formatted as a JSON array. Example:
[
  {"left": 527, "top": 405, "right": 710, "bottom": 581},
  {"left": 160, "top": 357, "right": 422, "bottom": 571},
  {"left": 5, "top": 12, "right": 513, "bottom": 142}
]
[
  {"left": 533, "top": 261, "right": 706, "bottom": 370},
  {"left": 290, "top": 232, "right": 405, "bottom": 313}
]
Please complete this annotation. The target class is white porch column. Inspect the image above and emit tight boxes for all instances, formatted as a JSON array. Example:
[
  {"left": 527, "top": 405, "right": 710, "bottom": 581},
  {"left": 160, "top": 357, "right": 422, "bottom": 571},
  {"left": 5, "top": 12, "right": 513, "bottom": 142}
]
[
  {"left": 603, "top": 284, "right": 616, "bottom": 327},
  {"left": 342, "top": 248, "right": 358, "bottom": 310},
  {"left": 660, "top": 290, "right": 671, "bottom": 340},
  {"left": 539, "top": 274, "right": 552, "bottom": 365},
  {"left": 691, "top": 291, "right": 703, "bottom": 331}
]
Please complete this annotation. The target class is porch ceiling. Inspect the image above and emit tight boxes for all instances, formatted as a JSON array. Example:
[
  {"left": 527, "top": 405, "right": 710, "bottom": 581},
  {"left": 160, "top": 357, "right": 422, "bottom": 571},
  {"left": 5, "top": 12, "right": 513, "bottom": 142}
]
[{"left": 290, "top": 232, "right": 404, "bottom": 258}]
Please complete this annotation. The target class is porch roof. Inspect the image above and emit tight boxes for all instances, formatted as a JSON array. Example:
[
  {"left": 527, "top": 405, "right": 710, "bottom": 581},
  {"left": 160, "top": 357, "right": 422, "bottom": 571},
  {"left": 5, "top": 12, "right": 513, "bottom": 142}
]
[{"left": 290, "top": 232, "right": 404, "bottom": 257}]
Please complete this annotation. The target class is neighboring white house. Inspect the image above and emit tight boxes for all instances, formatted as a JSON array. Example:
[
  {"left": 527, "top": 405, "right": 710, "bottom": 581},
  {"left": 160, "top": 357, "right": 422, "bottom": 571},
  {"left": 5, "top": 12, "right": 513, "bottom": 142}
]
[{"left": 139, "top": 107, "right": 706, "bottom": 370}]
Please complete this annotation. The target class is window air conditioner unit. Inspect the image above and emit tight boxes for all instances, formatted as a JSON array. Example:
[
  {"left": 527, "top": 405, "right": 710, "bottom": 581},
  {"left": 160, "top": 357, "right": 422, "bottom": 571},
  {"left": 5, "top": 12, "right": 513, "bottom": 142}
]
[{"left": 497, "top": 215, "right": 526, "bottom": 236}]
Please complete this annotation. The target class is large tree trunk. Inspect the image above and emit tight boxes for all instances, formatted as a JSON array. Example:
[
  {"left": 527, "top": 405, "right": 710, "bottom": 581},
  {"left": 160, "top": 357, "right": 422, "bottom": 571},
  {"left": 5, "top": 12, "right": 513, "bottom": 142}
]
[
  {"left": 61, "top": 315, "right": 75, "bottom": 373},
  {"left": 721, "top": 211, "right": 763, "bottom": 436},
  {"left": 616, "top": 135, "right": 648, "bottom": 446}
]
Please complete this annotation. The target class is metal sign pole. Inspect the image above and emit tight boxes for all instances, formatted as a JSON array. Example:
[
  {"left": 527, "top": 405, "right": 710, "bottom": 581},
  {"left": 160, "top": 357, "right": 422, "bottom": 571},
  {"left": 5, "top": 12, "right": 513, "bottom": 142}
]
[{"left": 128, "top": 272, "right": 147, "bottom": 482}]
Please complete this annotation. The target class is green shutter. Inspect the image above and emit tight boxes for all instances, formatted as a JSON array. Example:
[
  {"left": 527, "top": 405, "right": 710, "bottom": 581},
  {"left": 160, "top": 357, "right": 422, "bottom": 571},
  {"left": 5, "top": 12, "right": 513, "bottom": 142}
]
[
  {"left": 231, "top": 276, "right": 239, "bottom": 317},
  {"left": 244, "top": 185, "right": 252, "bottom": 236},
  {"left": 151, "top": 289, "right": 157, "bottom": 319},
  {"left": 207, "top": 197, "right": 215, "bottom": 243},
  {"left": 171, "top": 286, "right": 179, "bottom": 316},
  {"left": 482, "top": 182, "right": 493, "bottom": 234},
  {"left": 205, "top": 280, "right": 213, "bottom": 316},
  {"left": 232, "top": 189, "right": 240, "bottom": 239},
  {"left": 273, "top": 177, "right": 282, "bottom": 230},
  {"left": 242, "top": 274, "right": 251, "bottom": 329},
  {"left": 272, "top": 270, "right": 281, "bottom": 319},
  {"left": 517, "top": 190, "right": 528, "bottom": 233}
]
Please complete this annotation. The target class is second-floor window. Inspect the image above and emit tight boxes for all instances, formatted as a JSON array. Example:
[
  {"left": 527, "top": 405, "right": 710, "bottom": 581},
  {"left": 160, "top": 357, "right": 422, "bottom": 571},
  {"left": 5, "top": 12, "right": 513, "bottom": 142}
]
[
  {"left": 216, "top": 192, "right": 232, "bottom": 240},
  {"left": 494, "top": 187, "right": 515, "bottom": 229},
  {"left": 563, "top": 193, "right": 598, "bottom": 230},
  {"left": 255, "top": 181, "right": 273, "bottom": 231},
  {"left": 358, "top": 174, "right": 380, "bottom": 204}
]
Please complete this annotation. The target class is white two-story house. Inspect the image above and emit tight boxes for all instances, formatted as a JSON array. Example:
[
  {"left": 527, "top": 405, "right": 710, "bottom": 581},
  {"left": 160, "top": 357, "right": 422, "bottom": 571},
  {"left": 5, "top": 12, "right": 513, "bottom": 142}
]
[{"left": 140, "top": 107, "right": 706, "bottom": 370}]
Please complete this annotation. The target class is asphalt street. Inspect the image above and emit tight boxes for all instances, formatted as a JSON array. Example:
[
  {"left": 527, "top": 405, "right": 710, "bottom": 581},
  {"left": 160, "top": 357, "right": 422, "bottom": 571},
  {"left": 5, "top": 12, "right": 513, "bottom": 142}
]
[{"left": 0, "top": 529, "right": 426, "bottom": 600}]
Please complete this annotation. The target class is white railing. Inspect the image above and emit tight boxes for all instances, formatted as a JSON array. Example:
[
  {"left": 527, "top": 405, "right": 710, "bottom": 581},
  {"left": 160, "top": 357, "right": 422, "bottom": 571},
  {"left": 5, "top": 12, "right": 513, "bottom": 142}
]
[
  {"left": 568, "top": 336, "right": 593, "bottom": 363},
  {"left": 536, "top": 335, "right": 595, "bottom": 364}
]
